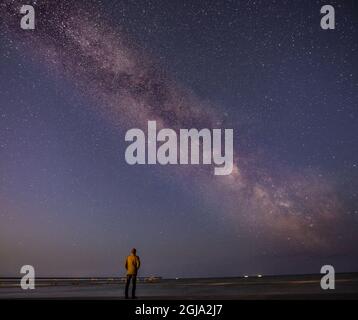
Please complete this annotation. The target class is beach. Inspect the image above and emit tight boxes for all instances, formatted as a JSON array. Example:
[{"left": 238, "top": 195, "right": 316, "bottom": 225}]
[{"left": 1, "top": 273, "right": 357, "bottom": 299}]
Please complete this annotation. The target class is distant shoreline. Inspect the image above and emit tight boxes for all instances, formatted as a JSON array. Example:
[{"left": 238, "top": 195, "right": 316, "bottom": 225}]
[{"left": 1, "top": 271, "right": 358, "bottom": 281}]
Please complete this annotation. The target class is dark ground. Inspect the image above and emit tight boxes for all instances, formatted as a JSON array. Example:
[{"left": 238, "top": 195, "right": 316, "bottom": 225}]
[{"left": 1, "top": 273, "right": 358, "bottom": 299}]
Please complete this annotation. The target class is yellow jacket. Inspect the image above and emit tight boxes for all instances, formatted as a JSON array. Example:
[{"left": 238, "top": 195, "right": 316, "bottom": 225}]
[{"left": 125, "top": 254, "right": 141, "bottom": 275}]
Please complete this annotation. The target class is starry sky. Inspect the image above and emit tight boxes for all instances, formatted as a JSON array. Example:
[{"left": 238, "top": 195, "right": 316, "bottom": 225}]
[{"left": 0, "top": 0, "right": 357, "bottom": 278}]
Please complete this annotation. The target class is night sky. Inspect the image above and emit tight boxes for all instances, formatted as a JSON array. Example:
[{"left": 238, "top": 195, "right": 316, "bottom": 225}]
[{"left": 1, "top": 0, "right": 357, "bottom": 278}]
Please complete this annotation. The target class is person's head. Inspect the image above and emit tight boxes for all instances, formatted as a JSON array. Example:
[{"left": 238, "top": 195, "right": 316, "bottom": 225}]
[{"left": 131, "top": 248, "right": 137, "bottom": 255}]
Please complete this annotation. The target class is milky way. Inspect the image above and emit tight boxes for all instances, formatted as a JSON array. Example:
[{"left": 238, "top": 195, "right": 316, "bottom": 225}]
[{"left": 1, "top": 0, "right": 356, "bottom": 258}]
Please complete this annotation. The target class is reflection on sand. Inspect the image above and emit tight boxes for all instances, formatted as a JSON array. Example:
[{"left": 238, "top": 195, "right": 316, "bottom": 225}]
[{"left": 1, "top": 273, "right": 357, "bottom": 299}]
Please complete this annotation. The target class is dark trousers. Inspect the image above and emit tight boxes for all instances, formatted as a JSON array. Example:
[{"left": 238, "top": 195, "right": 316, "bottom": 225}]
[{"left": 125, "top": 274, "right": 137, "bottom": 298}]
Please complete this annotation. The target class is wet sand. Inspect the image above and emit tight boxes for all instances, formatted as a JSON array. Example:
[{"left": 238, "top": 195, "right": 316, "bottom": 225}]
[{"left": 1, "top": 273, "right": 357, "bottom": 299}]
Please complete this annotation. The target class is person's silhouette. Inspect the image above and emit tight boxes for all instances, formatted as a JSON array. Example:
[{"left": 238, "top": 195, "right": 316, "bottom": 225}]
[{"left": 124, "top": 248, "right": 141, "bottom": 299}]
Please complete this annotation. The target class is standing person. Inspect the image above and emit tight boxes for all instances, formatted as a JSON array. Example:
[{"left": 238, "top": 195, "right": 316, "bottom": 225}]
[{"left": 124, "top": 248, "right": 141, "bottom": 299}]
